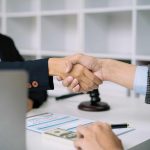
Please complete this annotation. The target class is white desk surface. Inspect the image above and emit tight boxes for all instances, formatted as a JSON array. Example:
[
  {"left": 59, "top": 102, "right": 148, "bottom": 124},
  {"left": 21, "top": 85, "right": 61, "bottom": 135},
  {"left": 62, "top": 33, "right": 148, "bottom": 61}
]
[{"left": 27, "top": 94, "right": 150, "bottom": 150}]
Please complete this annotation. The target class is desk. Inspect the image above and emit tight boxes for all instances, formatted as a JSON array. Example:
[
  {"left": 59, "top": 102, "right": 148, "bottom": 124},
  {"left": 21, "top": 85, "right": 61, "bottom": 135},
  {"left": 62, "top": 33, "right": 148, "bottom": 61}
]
[{"left": 27, "top": 94, "right": 150, "bottom": 150}]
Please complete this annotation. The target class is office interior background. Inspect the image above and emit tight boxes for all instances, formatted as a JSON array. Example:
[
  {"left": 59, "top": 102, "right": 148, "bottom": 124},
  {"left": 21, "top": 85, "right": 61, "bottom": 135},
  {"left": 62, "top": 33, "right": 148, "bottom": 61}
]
[{"left": 0, "top": 0, "right": 150, "bottom": 98}]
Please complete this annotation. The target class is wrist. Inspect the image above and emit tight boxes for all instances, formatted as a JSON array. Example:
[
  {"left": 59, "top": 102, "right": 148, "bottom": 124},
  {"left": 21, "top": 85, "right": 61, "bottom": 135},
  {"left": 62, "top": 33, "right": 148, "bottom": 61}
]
[
  {"left": 48, "top": 58, "right": 70, "bottom": 78},
  {"left": 101, "top": 59, "right": 113, "bottom": 81},
  {"left": 48, "top": 58, "right": 60, "bottom": 76},
  {"left": 102, "top": 59, "right": 136, "bottom": 89}
]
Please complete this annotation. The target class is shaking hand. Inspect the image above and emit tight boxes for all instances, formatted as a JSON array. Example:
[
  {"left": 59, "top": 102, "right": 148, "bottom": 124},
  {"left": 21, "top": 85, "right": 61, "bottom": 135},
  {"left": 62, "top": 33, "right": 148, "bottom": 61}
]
[{"left": 48, "top": 57, "right": 101, "bottom": 92}]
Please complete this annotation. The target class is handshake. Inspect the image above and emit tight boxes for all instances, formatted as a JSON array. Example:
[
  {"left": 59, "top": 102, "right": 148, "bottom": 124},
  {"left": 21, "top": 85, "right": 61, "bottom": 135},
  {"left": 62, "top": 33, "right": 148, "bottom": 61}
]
[
  {"left": 48, "top": 53, "right": 136, "bottom": 92},
  {"left": 48, "top": 54, "right": 103, "bottom": 93}
]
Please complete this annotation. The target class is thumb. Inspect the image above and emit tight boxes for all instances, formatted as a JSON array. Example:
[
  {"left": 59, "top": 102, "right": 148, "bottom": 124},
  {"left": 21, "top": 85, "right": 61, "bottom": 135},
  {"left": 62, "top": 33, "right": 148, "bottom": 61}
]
[
  {"left": 65, "top": 54, "right": 84, "bottom": 73},
  {"left": 69, "top": 54, "right": 82, "bottom": 65},
  {"left": 65, "top": 60, "right": 73, "bottom": 73}
]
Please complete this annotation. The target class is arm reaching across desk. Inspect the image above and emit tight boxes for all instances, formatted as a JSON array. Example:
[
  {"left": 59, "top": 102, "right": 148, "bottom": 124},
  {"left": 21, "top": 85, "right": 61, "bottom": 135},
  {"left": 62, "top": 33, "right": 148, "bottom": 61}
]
[
  {"left": 61, "top": 54, "right": 136, "bottom": 92},
  {"left": 0, "top": 56, "right": 101, "bottom": 93},
  {"left": 62, "top": 53, "right": 150, "bottom": 102}
]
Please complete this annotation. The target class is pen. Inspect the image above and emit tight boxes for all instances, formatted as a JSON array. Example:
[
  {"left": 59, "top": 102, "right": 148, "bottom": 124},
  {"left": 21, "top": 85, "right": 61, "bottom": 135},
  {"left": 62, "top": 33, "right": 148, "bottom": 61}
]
[
  {"left": 111, "top": 123, "right": 129, "bottom": 129},
  {"left": 55, "top": 93, "right": 83, "bottom": 100}
]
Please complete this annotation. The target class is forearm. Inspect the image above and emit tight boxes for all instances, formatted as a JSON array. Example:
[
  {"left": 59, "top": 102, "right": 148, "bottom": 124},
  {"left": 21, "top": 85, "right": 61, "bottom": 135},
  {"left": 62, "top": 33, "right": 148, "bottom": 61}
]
[
  {"left": 48, "top": 58, "right": 65, "bottom": 77},
  {"left": 101, "top": 59, "right": 136, "bottom": 89}
]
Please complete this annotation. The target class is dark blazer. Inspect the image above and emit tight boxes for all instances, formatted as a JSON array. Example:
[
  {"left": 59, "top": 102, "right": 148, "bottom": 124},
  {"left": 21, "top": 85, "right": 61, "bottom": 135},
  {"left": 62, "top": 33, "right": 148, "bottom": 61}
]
[
  {"left": 0, "top": 34, "right": 54, "bottom": 108},
  {"left": 145, "top": 65, "right": 150, "bottom": 104}
]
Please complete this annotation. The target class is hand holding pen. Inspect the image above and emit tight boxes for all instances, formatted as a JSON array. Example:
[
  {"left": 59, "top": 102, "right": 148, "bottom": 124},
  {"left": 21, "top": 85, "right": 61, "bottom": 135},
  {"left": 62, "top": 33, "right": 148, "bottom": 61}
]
[{"left": 75, "top": 122, "right": 124, "bottom": 150}]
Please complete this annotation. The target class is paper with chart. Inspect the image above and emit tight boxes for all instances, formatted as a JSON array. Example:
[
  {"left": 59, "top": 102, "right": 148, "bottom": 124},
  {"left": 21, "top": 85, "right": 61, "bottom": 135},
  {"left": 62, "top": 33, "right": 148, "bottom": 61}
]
[{"left": 26, "top": 112, "right": 135, "bottom": 140}]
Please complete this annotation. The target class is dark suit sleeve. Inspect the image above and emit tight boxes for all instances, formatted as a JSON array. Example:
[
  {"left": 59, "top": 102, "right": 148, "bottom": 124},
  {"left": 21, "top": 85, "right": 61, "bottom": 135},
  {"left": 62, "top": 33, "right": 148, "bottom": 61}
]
[
  {"left": 145, "top": 65, "right": 150, "bottom": 104},
  {"left": 0, "top": 34, "right": 51, "bottom": 108},
  {"left": 0, "top": 59, "right": 54, "bottom": 91}
]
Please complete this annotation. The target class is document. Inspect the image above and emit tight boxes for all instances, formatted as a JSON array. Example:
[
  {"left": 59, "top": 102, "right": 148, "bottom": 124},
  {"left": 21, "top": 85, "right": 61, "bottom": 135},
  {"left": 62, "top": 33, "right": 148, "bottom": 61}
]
[
  {"left": 26, "top": 113, "right": 93, "bottom": 133},
  {"left": 26, "top": 113, "right": 135, "bottom": 144}
]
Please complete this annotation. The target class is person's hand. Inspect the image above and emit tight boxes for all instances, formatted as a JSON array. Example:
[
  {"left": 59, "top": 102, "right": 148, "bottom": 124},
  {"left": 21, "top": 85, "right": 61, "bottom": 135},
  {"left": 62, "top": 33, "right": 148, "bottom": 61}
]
[
  {"left": 57, "top": 54, "right": 104, "bottom": 92},
  {"left": 68, "top": 54, "right": 104, "bottom": 79},
  {"left": 74, "top": 122, "right": 124, "bottom": 150},
  {"left": 64, "top": 64, "right": 102, "bottom": 92},
  {"left": 48, "top": 57, "right": 101, "bottom": 92}
]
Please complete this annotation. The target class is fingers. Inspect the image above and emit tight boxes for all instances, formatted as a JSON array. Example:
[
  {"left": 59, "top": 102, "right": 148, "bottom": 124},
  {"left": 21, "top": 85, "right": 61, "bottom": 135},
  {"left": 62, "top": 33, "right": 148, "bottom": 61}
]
[
  {"left": 79, "top": 81, "right": 97, "bottom": 93},
  {"left": 61, "top": 77, "right": 81, "bottom": 92},
  {"left": 69, "top": 79, "right": 79, "bottom": 90},
  {"left": 61, "top": 76, "right": 74, "bottom": 87},
  {"left": 74, "top": 138, "right": 83, "bottom": 150},
  {"left": 76, "top": 126, "right": 91, "bottom": 138},
  {"left": 75, "top": 127, "right": 84, "bottom": 149},
  {"left": 96, "top": 121, "right": 111, "bottom": 130},
  {"left": 74, "top": 125, "right": 96, "bottom": 150},
  {"left": 58, "top": 62, "right": 103, "bottom": 93},
  {"left": 89, "top": 122, "right": 111, "bottom": 131},
  {"left": 64, "top": 53, "right": 103, "bottom": 81},
  {"left": 84, "top": 69, "right": 102, "bottom": 86},
  {"left": 79, "top": 69, "right": 101, "bottom": 92},
  {"left": 56, "top": 76, "right": 63, "bottom": 81},
  {"left": 67, "top": 78, "right": 80, "bottom": 93},
  {"left": 60, "top": 74, "right": 100, "bottom": 93},
  {"left": 72, "top": 84, "right": 80, "bottom": 93}
]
